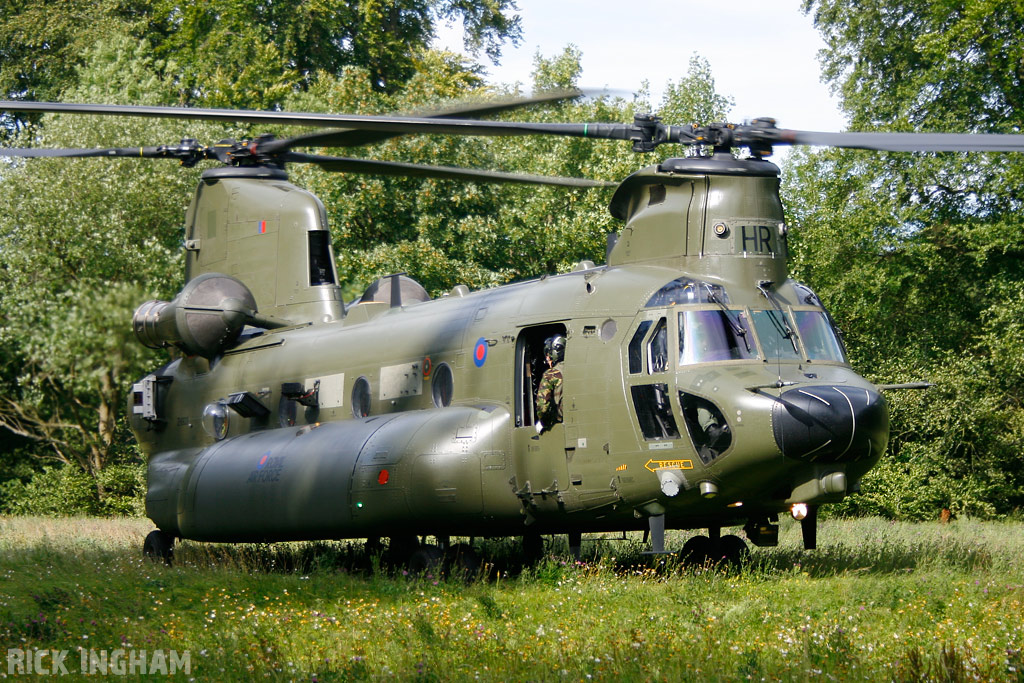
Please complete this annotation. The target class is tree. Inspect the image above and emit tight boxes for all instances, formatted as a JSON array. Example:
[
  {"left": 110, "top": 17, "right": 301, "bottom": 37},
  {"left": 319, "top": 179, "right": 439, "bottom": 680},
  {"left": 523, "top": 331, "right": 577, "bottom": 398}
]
[
  {"left": 1, "top": 0, "right": 522, "bottom": 129},
  {"left": 783, "top": 0, "right": 1024, "bottom": 516},
  {"left": 0, "top": 37, "right": 217, "bottom": 480}
]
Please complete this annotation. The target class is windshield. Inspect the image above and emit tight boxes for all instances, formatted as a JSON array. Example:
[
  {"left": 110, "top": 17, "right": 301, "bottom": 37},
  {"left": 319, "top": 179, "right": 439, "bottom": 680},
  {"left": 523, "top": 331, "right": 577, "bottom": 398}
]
[
  {"left": 751, "top": 310, "right": 802, "bottom": 360},
  {"left": 678, "top": 310, "right": 758, "bottom": 365},
  {"left": 793, "top": 310, "right": 847, "bottom": 362}
]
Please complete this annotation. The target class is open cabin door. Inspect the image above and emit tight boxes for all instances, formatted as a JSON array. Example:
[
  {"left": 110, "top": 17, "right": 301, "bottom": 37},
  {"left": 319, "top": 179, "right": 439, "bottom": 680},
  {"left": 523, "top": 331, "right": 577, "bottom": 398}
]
[{"left": 512, "top": 324, "right": 570, "bottom": 509}]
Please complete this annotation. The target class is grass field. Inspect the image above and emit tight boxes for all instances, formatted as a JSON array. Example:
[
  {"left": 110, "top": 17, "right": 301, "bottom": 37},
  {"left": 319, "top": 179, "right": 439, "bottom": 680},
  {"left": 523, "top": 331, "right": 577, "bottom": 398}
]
[{"left": 1, "top": 516, "right": 1023, "bottom": 681}]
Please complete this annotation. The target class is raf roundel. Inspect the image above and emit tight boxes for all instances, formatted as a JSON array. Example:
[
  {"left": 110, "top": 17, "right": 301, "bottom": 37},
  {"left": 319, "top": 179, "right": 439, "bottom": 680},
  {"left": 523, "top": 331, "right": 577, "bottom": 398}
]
[{"left": 473, "top": 338, "right": 488, "bottom": 367}]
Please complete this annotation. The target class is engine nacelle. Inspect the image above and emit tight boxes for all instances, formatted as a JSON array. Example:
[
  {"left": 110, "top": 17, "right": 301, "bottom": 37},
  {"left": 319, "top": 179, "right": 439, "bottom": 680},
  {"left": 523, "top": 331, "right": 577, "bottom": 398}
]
[{"left": 132, "top": 273, "right": 258, "bottom": 359}]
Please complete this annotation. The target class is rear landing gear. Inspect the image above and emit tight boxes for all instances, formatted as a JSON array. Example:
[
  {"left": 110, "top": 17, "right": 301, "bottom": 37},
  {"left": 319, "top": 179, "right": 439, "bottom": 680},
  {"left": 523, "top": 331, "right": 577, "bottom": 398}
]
[
  {"left": 391, "top": 537, "right": 483, "bottom": 580},
  {"left": 678, "top": 531, "right": 748, "bottom": 570},
  {"left": 143, "top": 530, "right": 175, "bottom": 565}
]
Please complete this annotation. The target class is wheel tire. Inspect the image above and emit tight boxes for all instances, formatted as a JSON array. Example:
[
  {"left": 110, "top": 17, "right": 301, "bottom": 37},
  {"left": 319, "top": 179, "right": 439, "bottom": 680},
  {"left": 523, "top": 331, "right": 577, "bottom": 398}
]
[
  {"left": 387, "top": 534, "right": 419, "bottom": 566},
  {"left": 143, "top": 530, "right": 174, "bottom": 566},
  {"left": 407, "top": 544, "right": 444, "bottom": 575},
  {"left": 679, "top": 535, "right": 712, "bottom": 568},
  {"left": 445, "top": 543, "right": 481, "bottom": 582},
  {"left": 717, "top": 534, "right": 749, "bottom": 569},
  {"left": 521, "top": 533, "right": 544, "bottom": 566}
]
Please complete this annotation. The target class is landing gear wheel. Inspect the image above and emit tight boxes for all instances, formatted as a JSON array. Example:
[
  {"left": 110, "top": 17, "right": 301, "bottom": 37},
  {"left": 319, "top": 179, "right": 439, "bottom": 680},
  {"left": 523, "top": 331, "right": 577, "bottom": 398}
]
[
  {"left": 679, "top": 535, "right": 711, "bottom": 568},
  {"left": 387, "top": 534, "right": 419, "bottom": 566},
  {"left": 143, "top": 530, "right": 175, "bottom": 565},
  {"left": 718, "top": 534, "right": 749, "bottom": 569},
  {"left": 407, "top": 544, "right": 444, "bottom": 575},
  {"left": 521, "top": 533, "right": 544, "bottom": 567},
  {"left": 445, "top": 543, "right": 481, "bottom": 581}
]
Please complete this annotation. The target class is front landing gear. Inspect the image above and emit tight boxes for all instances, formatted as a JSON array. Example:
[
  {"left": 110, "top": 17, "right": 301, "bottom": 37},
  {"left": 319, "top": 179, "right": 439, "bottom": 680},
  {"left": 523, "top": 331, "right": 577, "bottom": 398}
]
[{"left": 143, "top": 530, "right": 175, "bottom": 565}]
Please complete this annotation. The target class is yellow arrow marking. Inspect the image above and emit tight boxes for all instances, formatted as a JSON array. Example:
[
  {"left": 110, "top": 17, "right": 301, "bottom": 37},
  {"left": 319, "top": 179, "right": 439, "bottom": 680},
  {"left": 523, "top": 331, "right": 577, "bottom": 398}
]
[{"left": 644, "top": 459, "right": 694, "bottom": 472}]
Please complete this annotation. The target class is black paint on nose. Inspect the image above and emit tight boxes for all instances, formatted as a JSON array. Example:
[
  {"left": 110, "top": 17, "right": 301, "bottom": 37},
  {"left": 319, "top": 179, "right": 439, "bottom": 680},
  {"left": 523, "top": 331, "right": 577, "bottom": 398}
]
[{"left": 772, "top": 385, "right": 888, "bottom": 462}]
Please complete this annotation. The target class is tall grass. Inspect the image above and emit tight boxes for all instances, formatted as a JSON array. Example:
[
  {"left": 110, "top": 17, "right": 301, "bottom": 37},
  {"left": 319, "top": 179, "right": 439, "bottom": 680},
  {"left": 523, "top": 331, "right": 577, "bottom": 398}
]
[{"left": 1, "top": 516, "right": 1022, "bottom": 680}]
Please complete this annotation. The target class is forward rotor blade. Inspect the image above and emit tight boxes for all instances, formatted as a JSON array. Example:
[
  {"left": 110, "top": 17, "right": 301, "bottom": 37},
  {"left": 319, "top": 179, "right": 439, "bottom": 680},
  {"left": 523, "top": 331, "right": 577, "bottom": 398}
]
[
  {"left": 285, "top": 152, "right": 616, "bottom": 187},
  {"left": 778, "top": 129, "right": 1024, "bottom": 153}
]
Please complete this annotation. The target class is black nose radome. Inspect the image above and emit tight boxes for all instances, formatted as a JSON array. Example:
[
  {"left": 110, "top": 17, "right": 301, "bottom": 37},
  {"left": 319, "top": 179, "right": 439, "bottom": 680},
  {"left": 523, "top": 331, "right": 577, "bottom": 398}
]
[{"left": 772, "top": 385, "right": 888, "bottom": 462}]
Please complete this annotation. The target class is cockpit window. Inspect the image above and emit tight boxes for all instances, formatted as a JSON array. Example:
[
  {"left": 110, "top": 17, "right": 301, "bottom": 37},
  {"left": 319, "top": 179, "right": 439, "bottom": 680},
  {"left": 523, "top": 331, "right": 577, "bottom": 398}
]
[
  {"left": 646, "top": 278, "right": 729, "bottom": 307},
  {"left": 627, "top": 320, "right": 653, "bottom": 374},
  {"left": 751, "top": 310, "right": 802, "bottom": 360},
  {"left": 793, "top": 310, "right": 847, "bottom": 362},
  {"left": 678, "top": 310, "right": 758, "bottom": 364},
  {"left": 648, "top": 318, "right": 668, "bottom": 373},
  {"left": 631, "top": 384, "right": 679, "bottom": 440}
]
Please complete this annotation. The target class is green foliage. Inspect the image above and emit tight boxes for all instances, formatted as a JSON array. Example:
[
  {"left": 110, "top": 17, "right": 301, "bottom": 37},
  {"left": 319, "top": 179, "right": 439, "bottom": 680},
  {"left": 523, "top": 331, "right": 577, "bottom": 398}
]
[
  {"left": 0, "top": 36, "right": 218, "bottom": 473},
  {"left": 787, "top": 0, "right": 1024, "bottom": 516},
  {"left": 0, "top": 0, "right": 522, "bottom": 120},
  {"left": 0, "top": 463, "right": 145, "bottom": 516}
]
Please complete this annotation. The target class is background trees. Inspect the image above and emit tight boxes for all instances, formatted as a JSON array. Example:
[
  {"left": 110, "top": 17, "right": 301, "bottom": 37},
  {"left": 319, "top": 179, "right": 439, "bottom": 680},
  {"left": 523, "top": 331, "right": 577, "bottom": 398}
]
[{"left": 782, "top": 0, "right": 1024, "bottom": 516}]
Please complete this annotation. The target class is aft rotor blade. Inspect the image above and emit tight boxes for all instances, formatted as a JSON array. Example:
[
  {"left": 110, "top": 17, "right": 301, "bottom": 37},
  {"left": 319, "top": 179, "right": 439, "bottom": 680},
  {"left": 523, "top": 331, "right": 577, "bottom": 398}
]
[
  {"left": 0, "top": 95, "right": 622, "bottom": 140},
  {"left": 286, "top": 152, "right": 616, "bottom": 187},
  {"left": 777, "top": 129, "right": 1024, "bottom": 153},
  {"left": 0, "top": 145, "right": 177, "bottom": 159}
]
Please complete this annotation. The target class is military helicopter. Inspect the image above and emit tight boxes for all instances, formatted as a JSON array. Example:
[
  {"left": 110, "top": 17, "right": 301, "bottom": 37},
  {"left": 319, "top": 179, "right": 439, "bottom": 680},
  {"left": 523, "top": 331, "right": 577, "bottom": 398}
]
[{"left": 3, "top": 95, "right": 1021, "bottom": 571}]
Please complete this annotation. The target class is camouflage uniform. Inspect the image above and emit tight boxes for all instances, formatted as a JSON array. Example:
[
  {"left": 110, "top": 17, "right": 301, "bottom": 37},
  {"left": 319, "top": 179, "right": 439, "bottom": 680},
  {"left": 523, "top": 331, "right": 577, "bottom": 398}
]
[{"left": 535, "top": 361, "right": 563, "bottom": 431}]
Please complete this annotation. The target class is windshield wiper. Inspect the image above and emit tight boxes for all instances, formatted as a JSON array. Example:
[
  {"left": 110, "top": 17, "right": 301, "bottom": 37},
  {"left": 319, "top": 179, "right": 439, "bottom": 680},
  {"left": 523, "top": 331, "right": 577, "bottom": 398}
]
[
  {"left": 704, "top": 284, "right": 751, "bottom": 352},
  {"left": 756, "top": 280, "right": 800, "bottom": 355}
]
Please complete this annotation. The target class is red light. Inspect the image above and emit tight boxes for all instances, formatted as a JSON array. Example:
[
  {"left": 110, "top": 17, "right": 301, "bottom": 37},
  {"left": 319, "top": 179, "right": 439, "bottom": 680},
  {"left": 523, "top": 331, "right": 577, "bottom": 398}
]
[{"left": 378, "top": 469, "right": 389, "bottom": 485}]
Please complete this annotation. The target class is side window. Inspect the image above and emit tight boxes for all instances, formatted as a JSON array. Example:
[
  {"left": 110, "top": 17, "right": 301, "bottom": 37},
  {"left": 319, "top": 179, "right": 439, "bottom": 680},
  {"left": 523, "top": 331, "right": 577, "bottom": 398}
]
[
  {"left": 351, "top": 376, "right": 371, "bottom": 418},
  {"left": 627, "top": 320, "right": 653, "bottom": 374},
  {"left": 630, "top": 384, "right": 679, "bottom": 440},
  {"left": 308, "top": 230, "right": 336, "bottom": 286},
  {"left": 431, "top": 363, "right": 454, "bottom": 407},
  {"left": 647, "top": 318, "right": 668, "bottom": 373}
]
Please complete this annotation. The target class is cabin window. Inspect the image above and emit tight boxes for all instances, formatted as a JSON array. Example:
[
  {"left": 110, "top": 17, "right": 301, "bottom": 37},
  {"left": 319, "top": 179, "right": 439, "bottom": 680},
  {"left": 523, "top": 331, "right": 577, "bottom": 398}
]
[
  {"left": 630, "top": 384, "right": 679, "bottom": 440},
  {"left": 201, "top": 402, "right": 229, "bottom": 440},
  {"left": 751, "top": 310, "right": 802, "bottom": 360},
  {"left": 431, "top": 363, "right": 454, "bottom": 407},
  {"left": 793, "top": 311, "right": 847, "bottom": 362},
  {"left": 308, "top": 230, "right": 336, "bottom": 286},
  {"left": 647, "top": 318, "right": 669, "bottom": 373},
  {"left": 627, "top": 320, "right": 653, "bottom": 374},
  {"left": 351, "top": 376, "right": 371, "bottom": 418},
  {"left": 678, "top": 310, "right": 757, "bottom": 364}
]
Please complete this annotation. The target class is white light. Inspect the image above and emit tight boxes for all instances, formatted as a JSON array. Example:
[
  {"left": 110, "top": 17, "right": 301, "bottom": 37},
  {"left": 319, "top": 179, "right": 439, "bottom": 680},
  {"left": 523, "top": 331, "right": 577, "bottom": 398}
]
[{"left": 791, "top": 503, "right": 808, "bottom": 521}]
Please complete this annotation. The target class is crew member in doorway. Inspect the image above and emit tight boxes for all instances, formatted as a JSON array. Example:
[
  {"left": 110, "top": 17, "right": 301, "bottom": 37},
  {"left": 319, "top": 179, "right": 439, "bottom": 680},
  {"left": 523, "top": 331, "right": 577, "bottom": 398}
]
[{"left": 535, "top": 334, "right": 565, "bottom": 434}]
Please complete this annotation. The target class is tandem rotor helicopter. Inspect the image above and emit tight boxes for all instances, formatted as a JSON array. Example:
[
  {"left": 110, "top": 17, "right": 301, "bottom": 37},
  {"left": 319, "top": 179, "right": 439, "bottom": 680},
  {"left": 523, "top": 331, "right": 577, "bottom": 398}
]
[{"left": 4, "top": 93, "right": 1022, "bottom": 571}]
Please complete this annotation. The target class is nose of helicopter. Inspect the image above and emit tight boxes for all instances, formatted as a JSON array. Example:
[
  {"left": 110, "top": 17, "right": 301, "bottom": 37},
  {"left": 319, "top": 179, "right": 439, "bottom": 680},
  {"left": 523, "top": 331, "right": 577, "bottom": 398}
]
[{"left": 771, "top": 385, "right": 888, "bottom": 462}]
